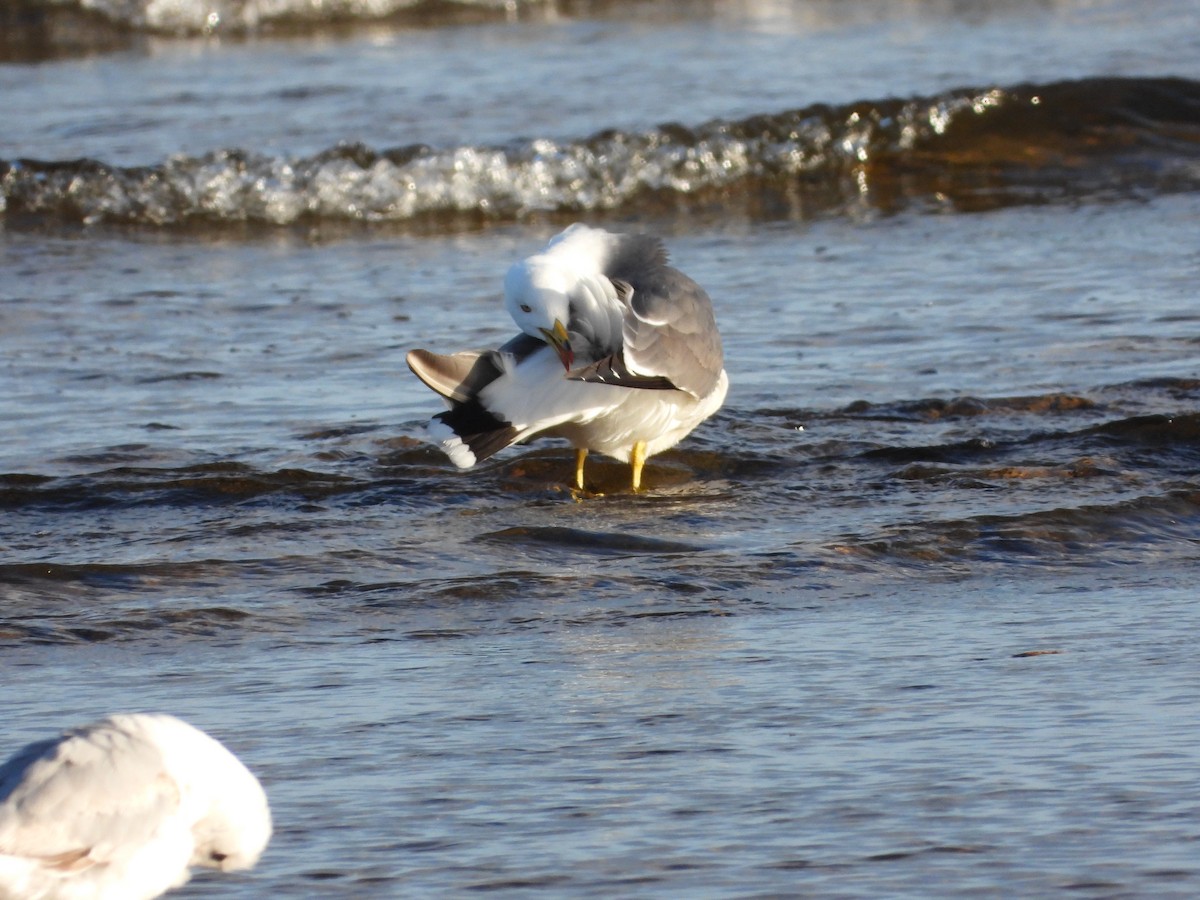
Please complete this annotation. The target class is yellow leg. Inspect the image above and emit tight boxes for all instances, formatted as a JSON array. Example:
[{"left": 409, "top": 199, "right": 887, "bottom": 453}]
[
  {"left": 630, "top": 440, "right": 647, "bottom": 491},
  {"left": 575, "top": 448, "right": 588, "bottom": 491}
]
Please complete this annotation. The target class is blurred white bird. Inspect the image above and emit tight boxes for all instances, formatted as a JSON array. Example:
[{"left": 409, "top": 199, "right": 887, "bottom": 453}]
[
  {"left": 0, "top": 713, "right": 271, "bottom": 900},
  {"left": 407, "top": 224, "right": 728, "bottom": 491}
]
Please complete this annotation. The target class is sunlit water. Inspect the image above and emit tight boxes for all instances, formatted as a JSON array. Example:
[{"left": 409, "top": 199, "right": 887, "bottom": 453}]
[{"left": 3, "top": 1, "right": 1200, "bottom": 896}]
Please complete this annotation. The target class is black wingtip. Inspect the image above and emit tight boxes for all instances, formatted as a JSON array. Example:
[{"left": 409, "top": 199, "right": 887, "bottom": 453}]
[{"left": 434, "top": 402, "right": 520, "bottom": 463}]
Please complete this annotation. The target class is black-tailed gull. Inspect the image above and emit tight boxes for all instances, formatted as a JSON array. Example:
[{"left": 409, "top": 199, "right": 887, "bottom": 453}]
[
  {"left": 407, "top": 224, "right": 728, "bottom": 490},
  {"left": 0, "top": 713, "right": 271, "bottom": 900}
]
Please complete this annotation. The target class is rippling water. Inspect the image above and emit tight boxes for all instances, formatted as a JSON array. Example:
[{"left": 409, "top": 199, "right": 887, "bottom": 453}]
[{"left": 4, "top": 1, "right": 1200, "bottom": 896}]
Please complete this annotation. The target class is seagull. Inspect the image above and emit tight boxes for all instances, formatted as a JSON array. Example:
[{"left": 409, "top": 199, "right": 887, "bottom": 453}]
[
  {"left": 0, "top": 713, "right": 271, "bottom": 900},
  {"left": 407, "top": 224, "right": 728, "bottom": 490}
]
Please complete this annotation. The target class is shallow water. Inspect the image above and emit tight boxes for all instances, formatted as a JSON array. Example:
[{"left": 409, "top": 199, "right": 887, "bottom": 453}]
[{"left": 4, "top": 0, "right": 1200, "bottom": 896}]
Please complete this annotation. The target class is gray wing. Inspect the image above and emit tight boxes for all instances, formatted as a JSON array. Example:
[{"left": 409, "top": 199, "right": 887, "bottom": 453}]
[
  {"left": 0, "top": 726, "right": 179, "bottom": 863},
  {"left": 573, "top": 234, "right": 724, "bottom": 399}
]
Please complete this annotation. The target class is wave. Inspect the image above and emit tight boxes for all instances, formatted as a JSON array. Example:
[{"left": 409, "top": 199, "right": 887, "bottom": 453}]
[
  {"left": 4, "top": 77, "right": 1200, "bottom": 228},
  {"left": 1, "top": 0, "right": 535, "bottom": 47},
  {"left": 833, "top": 487, "right": 1200, "bottom": 569}
]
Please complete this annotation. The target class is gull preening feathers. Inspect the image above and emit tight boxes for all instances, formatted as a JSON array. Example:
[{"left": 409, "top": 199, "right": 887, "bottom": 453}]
[
  {"left": 0, "top": 713, "right": 271, "bottom": 900},
  {"left": 407, "top": 224, "right": 728, "bottom": 490}
]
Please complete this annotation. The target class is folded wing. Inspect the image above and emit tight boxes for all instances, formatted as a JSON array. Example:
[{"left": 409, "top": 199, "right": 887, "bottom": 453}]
[{"left": 564, "top": 235, "right": 724, "bottom": 400}]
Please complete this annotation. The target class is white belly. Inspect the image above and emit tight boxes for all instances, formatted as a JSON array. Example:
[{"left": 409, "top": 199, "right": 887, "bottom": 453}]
[{"left": 546, "top": 369, "right": 728, "bottom": 462}]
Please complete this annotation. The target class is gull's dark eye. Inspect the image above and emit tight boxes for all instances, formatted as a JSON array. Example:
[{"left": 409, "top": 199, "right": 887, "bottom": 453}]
[
  {"left": 519, "top": 304, "right": 532, "bottom": 313},
  {"left": 210, "top": 851, "right": 228, "bottom": 863}
]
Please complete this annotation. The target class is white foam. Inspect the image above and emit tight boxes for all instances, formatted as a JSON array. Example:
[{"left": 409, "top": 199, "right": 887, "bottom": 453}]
[{"left": 77, "top": 0, "right": 522, "bottom": 34}]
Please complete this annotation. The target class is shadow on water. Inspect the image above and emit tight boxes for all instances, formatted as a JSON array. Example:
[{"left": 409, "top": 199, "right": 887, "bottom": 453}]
[{"left": 3, "top": 377, "right": 1198, "bottom": 645}]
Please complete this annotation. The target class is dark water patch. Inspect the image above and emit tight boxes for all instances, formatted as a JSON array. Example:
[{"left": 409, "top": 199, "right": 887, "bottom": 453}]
[
  {"left": 835, "top": 488, "right": 1200, "bottom": 568},
  {"left": 834, "top": 393, "right": 1099, "bottom": 423},
  {"left": 0, "top": 549, "right": 316, "bottom": 645},
  {"left": 466, "top": 874, "right": 573, "bottom": 892},
  {"left": 55, "top": 444, "right": 181, "bottom": 466},
  {"left": 402, "top": 629, "right": 473, "bottom": 640},
  {"left": 1028, "top": 412, "right": 1200, "bottom": 478},
  {"left": 306, "top": 571, "right": 566, "bottom": 607},
  {"left": 890, "top": 456, "right": 1120, "bottom": 487},
  {"left": 833, "top": 411, "right": 1200, "bottom": 476},
  {"left": 0, "top": 473, "right": 53, "bottom": 490},
  {"left": 477, "top": 526, "right": 706, "bottom": 556},
  {"left": 0, "top": 462, "right": 363, "bottom": 511},
  {"left": 5, "top": 77, "right": 1199, "bottom": 229},
  {"left": 0, "top": 564, "right": 264, "bottom": 644},
  {"left": 623, "top": 606, "right": 739, "bottom": 621},
  {"left": 0, "top": 559, "right": 272, "bottom": 591},
  {"left": 303, "top": 566, "right": 776, "bottom": 634},
  {"left": 860, "top": 436, "right": 1002, "bottom": 466},
  {"left": 1086, "top": 413, "right": 1200, "bottom": 446},
  {"left": 662, "top": 445, "right": 797, "bottom": 486},
  {"left": 89, "top": 605, "right": 256, "bottom": 640},
  {"left": 135, "top": 370, "right": 223, "bottom": 383},
  {"left": 302, "top": 422, "right": 390, "bottom": 441},
  {"left": 864, "top": 844, "right": 986, "bottom": 863},
  {"left": 1103, "top": 378, "right": 1200, "bottom": 404},
  {"left": 710, "top": 389, "right": 1200, "bottom": 573}
]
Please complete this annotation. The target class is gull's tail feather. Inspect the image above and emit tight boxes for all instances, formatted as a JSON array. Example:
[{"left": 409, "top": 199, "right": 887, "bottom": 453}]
[
  {"left": 409, "top": 346, "right": 520, "bottom": 466},
  {"left": 428, "top": 401, "right": 520, "bottom": 467}
]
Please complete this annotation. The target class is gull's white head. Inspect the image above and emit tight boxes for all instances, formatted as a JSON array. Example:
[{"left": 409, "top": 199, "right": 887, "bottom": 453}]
[
  {"left": 131, "top": 713, "right": 272, "bottom": 873},
  {"left": 504, "top": 255, "right": 577, "bottom": 370},
  {"left": 188, "top": 761, "right": 272, "bottom": 873},
  {"left": 503, "top": 224, "right": 620, "bottom": 371}
]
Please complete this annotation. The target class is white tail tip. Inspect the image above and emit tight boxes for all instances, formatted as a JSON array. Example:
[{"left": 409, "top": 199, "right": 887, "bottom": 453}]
[{"left": 427, "top": 420, "right": 477, "bottom": 468}]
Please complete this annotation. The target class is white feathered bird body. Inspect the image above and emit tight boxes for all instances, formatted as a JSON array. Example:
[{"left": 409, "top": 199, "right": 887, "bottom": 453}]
[
  {"left": 0, "top": 714, "right": 270, "bottom": 900},
  {"left": 408, "top": 224, "right": 728, "bottom": 481}
]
